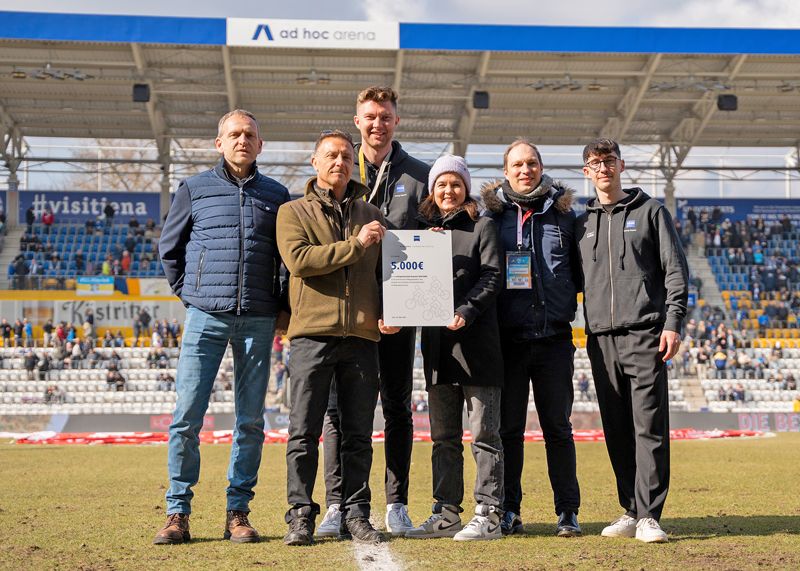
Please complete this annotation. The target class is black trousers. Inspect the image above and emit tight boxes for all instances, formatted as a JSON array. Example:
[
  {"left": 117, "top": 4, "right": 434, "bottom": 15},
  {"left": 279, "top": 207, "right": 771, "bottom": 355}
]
[
  {"left": 500, "top": 335, "right": 580, "bottom": 515},
  {"left": 323, "top": 326, "right": 416, "bottom": 506},
  {"left": 587, "top": 324, "right": 670, "bottom": 521},
  {"left": 286, "top": 336, "right": 379, "bottom": 519}
]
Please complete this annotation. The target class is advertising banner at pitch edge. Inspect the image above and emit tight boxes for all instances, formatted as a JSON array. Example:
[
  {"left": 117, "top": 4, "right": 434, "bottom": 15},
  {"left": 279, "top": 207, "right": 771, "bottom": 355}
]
[{"left": 227, "top": 18, "right": 399, "bottom": 50}]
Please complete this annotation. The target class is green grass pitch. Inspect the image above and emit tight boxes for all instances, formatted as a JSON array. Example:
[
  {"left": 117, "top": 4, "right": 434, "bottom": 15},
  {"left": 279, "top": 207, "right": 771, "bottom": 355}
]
[{"left": 1, "top": 434, "right": 798, "bottom": 570}]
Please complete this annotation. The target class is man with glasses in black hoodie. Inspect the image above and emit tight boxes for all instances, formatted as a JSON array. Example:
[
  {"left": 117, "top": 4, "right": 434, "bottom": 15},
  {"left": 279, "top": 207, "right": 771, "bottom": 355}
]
[{"left": 577, "top": 138, "right": 688, "bottom": 544}]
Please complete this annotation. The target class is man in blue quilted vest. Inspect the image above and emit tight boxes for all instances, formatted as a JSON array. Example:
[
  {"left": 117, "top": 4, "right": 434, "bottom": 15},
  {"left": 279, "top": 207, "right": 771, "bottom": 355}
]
[{"left": 155, "top": 109, "right": 290, "bottom": 545}]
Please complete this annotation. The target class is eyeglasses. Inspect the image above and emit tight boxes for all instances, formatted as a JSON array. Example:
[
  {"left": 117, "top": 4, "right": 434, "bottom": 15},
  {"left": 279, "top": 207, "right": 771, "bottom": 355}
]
[{"left": 585, "top": 156, "right": 619, "bottom": 172}]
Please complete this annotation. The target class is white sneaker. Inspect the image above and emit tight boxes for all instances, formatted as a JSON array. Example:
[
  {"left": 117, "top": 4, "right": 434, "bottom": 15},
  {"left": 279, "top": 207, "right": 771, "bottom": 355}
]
[
  {"left": 601, "top": 514, "right": 637, "bottom": 538},
  {"left": 316, "top": 504, "right": 342, "bottom": 537},
  {"left": 453, "top": 506, "right": 501, "bottom": 541},
  {"left": 405, "top": 505, "right": 462, "bottom": 539},
  {"left": 635, "top": 517, "right": 669, "bottom": 543},
  {"left": 385, "top": 503, "right": 415, "bottom": 536}
]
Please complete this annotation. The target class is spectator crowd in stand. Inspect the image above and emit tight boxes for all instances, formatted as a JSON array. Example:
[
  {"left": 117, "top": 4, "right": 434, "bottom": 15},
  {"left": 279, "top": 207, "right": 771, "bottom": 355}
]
[
  {"left": 685, "top": 208, "right": 800, "bottom": 303},
  {"left": 11, "top": 215, "right": 162, "bottom": 288},
  {"left": 4, "top": 206, "right": 800, "bottom": 414}
]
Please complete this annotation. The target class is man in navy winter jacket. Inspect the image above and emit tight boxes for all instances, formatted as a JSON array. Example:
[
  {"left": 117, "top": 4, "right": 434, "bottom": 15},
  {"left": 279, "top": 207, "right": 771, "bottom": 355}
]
[
  {"left": 482, "top": 139, "right": 582, "bottom": 538},
  {"left": 155, "top": 110, "right": 290, "bottom": 545}
]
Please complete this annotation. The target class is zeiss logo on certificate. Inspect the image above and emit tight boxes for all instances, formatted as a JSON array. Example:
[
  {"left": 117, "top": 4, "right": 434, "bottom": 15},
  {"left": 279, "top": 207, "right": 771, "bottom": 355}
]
[
  {"left": 382, "top": 230, "right": 454, "bottom": 327},
  {"left": 227, "top": 18, "right": 399, "bottom": 50}
]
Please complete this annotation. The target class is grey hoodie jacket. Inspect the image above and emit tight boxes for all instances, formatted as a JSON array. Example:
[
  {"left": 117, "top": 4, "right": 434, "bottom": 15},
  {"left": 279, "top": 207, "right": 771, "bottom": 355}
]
[{"left": 576, "top": 188, "right": 689, "bottom": 335}]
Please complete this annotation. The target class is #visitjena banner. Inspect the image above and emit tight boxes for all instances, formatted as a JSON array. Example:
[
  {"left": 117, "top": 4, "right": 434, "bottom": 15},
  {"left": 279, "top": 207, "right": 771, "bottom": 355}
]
[{"left": 381, "top": 230, "right": 454, "bottom": 327}]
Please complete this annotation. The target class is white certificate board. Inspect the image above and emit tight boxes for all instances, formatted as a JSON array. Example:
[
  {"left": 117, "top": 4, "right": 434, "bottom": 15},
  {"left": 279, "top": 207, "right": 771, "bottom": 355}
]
[{"left": 381, "top": 230, "right": 454, "bottom": 327}]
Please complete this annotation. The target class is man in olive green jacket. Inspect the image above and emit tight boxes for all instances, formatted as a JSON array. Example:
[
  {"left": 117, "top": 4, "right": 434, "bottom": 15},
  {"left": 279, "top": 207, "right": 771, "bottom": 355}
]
[{"left": 277, "top": 129, "right": 397, "bottom": 547}]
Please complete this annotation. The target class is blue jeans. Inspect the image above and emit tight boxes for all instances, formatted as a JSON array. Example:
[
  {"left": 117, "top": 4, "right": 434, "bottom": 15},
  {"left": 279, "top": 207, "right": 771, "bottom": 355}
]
[{"left": 166, "top": 307, "right": 275, "bottom": 514}]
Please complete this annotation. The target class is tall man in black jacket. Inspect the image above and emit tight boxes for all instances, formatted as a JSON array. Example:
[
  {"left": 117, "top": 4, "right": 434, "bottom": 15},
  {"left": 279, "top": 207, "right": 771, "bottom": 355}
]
[
  {"left": 155, "top": 109, "right": 290, "bottom": 546},
  {"left": 317, "top": 86, "right": 430, "bottom": 537},
  {"left": 577, "top": 138, "right": 688, "bottom": 544},
  {"left": 482, "top": 139, "right": 582, "bottom": 537}
]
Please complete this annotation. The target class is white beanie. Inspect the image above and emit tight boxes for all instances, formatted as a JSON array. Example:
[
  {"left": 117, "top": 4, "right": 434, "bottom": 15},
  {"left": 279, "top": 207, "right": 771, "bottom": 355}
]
[{"left": 428, "top": 155, "right": 471, "bottom": 195}]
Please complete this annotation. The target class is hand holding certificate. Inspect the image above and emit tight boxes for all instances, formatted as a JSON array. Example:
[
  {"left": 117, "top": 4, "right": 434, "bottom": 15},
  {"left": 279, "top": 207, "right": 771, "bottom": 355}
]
[{"left": 381, "top": 229, "right": 454, "bottom": 327}]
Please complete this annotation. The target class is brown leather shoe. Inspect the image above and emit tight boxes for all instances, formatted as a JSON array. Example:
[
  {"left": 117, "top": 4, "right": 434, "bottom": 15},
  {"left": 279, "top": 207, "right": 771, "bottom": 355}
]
[
  {"left": 153, "top": 513, "right": 191, "bottom": 545},
  {"left": 224, "top": 510, "right": 260, "bottom": 543}
]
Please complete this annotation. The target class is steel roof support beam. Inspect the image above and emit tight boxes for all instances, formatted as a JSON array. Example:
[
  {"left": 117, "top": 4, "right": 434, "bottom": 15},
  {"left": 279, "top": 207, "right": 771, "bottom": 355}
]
[
  {"left": 222, "top": 46, "right": 239, "bottom": 111},
  {"left": 667, "top": 54, "right": 748, "bottom": 170},
  {"left": 660, "top": 54, "right": 747, "bottom": 213},
  {"left": 393, "top": 50, "right": 404, "bottom": 94},
  {"left": 453, "top": 51, "right": 491, "bottom": 157},
  {"left": 131, "top": 43, "right": 173, "bottom": 219},
  {"left": 0, "top": 101, "right": 26, "bottom": 226},
  {"left": 600, "top": 53, "right": 662, "bottom": 140},
  {"left": 0, "top": 102, "right": 24, "bottom": 172}
]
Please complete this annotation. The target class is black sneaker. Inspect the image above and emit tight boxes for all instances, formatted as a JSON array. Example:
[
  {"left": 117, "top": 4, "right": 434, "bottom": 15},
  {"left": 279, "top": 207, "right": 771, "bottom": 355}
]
[
  {"left": 342, "top": 516, "right": 385, "bottom": 544},
  {"left": 500, "top": 511, "right": 523, "bottom": 536},
  {"left": 556, "top": 511, "right": 582, "bottom": 537},
  {"left": 284, "top": 506, "right": 316, "bottom": 546}
]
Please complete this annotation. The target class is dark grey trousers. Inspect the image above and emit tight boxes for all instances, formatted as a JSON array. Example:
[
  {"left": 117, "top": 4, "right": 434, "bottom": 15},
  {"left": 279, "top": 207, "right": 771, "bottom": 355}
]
[
  {"left": 286, "top": 336, "right": 379, "bottom": 520},
  {"left": 323, "top": 326, "right": 416, "bottom": 507},
  {"left": 428, "top": 384, "right": 504, "bottom": 511},
  {"left": 587, "top": 324, "right": 670, "bottom": 521}
]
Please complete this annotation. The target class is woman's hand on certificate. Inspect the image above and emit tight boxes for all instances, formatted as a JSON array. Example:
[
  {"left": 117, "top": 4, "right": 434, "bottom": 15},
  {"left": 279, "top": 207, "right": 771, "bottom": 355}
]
[
  {"left": 446, "top": 313, "right": 466, "bottom": 331},
  {"left": 378, "top": 319, "right": 401, "bottom": 335}
]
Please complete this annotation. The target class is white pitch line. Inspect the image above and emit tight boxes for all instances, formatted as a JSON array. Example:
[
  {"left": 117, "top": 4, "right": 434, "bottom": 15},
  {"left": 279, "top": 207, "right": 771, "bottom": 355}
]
[{"left": 352, "top": 541, "right": 404, "bottom": 571}]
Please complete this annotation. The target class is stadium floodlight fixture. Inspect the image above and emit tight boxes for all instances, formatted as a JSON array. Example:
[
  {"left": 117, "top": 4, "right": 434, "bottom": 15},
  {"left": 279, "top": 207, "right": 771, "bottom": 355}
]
[{"left": 296, "top": 69, "right": 330, "bottom": 85}]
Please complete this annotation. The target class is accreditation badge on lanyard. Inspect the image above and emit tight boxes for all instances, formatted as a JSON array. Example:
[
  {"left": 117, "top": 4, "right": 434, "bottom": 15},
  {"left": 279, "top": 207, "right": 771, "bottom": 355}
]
[{"left": 506, "top": 205, "right": 533, "bottom": 289}]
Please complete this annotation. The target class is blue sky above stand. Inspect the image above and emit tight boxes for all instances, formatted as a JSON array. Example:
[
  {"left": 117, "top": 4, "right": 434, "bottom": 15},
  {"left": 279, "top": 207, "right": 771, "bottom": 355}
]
[{"left": 0, "top": 0, "right": 798, "bottom": 28}]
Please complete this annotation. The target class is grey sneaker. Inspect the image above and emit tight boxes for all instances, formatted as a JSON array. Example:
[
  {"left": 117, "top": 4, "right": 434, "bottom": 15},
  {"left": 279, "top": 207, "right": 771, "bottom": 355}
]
[
  {"left": 601, "top": 514, "right": 637, "bottom": 538},
  {"left": 405, "top": 504, "right": 462, "bottom": 539},
  {"left": 453, "top": 506, "right": 502, "bottom": 541},
  {"left": 342, "top": 516, "right": 385, "bottom": 544},
  {"left": 316, "top": 504, "right": 342, "bottom": 538},
  {"left": 385, "top": 503, "right": 414, "bottom": 536}
]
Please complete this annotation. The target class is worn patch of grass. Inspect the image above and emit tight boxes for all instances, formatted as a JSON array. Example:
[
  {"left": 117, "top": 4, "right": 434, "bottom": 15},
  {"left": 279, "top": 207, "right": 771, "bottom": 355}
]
[{"left": 0, "top": 434, "right": 798, "bottom": 570}]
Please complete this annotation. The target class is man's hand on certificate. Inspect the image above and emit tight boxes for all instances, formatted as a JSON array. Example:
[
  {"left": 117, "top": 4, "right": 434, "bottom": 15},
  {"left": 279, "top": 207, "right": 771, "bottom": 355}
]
[
  {"left": 378, "top": 319, "right": 401, "bottom": 335},
  {"left": 357, "top": 220, "right": 386, "bottom": 248},
  {"left": 446, "top": 313, "right": 466, "bottom": 331}
]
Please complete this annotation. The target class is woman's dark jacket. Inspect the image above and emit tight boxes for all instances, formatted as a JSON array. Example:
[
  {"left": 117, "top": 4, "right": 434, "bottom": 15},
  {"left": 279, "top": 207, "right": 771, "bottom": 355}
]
[{"left": 419, "top": 204, "right": 504, "bottom": 388}]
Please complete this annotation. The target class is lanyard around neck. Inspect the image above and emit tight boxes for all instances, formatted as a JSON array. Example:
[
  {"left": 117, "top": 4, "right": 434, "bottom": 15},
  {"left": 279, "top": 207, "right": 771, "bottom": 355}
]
[
  {"left": 358, "top": 146, "right": 389, "bottom": 203},
  {"left": 516, "top": 204, "right": 534, "bottom": 250}
]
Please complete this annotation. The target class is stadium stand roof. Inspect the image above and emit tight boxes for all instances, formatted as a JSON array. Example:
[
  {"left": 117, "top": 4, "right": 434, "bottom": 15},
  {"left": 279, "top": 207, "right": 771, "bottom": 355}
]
[{"left": 1, "top": 11, "right": 799, "bottom": 180}]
